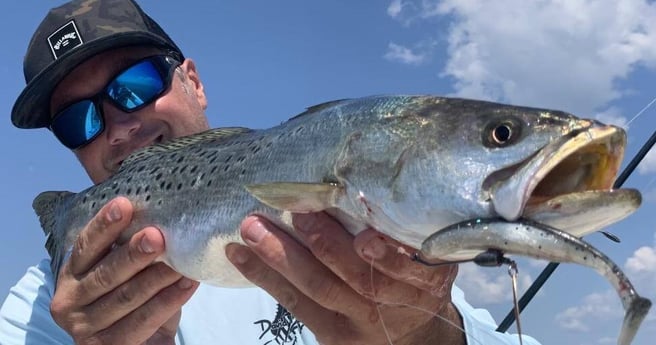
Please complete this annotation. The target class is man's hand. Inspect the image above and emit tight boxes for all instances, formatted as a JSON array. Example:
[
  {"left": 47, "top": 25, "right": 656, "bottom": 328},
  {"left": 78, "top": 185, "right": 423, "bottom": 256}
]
[
  {"left": 50, "top": 197, "right": 199, "bottom": 345},
  {"left": 226, "top": 212, "right": 466, "bottom": 345}
]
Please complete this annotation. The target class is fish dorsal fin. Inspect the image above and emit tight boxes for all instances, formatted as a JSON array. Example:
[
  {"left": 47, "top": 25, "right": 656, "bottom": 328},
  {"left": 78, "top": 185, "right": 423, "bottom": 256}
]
[
  {"left": 119, "top": 127, "right": 253, "bottom": 170},
  {"left": 33, "top": 191, "right": 75, "bottom": 282},
  {"left": 287, "top": 99, "right": 351, "bottom": 121}
]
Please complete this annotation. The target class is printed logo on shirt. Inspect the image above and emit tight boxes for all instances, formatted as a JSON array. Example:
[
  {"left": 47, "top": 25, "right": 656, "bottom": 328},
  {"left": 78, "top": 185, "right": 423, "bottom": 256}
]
[{"left": 254, "top": 304, "right": 305, "bottom": 344}]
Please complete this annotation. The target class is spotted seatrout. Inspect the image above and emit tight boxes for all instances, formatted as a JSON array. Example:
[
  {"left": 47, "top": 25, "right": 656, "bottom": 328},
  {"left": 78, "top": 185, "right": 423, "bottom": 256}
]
[{"left": 33, "top": 95, "right": 647, "bottom": 343}]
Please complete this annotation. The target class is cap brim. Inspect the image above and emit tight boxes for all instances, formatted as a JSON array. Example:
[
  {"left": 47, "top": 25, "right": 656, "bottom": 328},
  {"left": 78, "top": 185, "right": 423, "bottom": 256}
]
[{"left": 11, "top": 32, "right": 181, "bottom": 129}]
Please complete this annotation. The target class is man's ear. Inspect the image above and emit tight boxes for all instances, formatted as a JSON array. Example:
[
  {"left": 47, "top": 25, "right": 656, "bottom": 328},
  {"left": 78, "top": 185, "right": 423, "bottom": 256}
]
[{"left": 179, "top": 58, "right": 207, "bottom": 109}]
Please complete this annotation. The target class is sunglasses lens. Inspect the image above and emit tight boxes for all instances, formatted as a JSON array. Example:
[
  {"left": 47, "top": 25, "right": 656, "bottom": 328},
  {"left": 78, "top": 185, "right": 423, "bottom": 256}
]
[
  {"left": 51, "top": 100, "right": 103, "bottom": 149},
  {"left": 107, "top": 60, "right": 165, "bottom": 110}
]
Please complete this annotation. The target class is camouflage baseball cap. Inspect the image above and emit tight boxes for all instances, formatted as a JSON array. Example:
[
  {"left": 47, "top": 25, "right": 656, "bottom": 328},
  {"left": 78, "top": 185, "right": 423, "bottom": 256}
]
[{"left": 11, "top": 0, "right": 184, "bottom": 129}]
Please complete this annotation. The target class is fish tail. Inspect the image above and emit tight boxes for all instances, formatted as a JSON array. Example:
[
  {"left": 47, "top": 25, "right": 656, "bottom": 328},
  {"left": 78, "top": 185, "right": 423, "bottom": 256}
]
[
  {"left": 618, "top": 295, "right": 651, "bottom": 345},
  {"left": 33, "top": 191, "right": 75, "bottom": 281}
]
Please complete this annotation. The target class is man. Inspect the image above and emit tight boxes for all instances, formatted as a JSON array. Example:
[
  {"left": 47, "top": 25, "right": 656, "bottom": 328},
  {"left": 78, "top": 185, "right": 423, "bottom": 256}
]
[{"left": 1, "top": 1, "right": 539, "bottom": 344}]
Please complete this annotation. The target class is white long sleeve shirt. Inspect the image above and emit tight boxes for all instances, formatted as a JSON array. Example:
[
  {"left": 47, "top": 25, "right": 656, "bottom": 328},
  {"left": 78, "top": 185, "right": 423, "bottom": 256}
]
[{"left": 0, "top": 259, "right": 541, "bottom": 345}]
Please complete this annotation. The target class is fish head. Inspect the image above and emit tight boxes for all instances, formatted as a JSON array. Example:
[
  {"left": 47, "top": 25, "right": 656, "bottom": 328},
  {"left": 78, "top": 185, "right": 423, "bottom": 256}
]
[
  {"left": 342, "top": 96, "right": 637, "bottom": 243},
  {"left": 432, "top": 97, "right": 639, "bottom": 236}
]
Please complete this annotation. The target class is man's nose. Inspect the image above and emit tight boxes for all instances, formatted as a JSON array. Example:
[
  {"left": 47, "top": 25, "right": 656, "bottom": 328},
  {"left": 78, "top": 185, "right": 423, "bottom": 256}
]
[{"left": 102, "top": 101, "right": 142, "bottom": 145}]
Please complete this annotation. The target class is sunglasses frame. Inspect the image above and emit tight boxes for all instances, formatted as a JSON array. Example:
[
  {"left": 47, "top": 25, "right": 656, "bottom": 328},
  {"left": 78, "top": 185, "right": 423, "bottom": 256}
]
[{"left": 50, "top": 54, "right": 181, "bottom": 150}]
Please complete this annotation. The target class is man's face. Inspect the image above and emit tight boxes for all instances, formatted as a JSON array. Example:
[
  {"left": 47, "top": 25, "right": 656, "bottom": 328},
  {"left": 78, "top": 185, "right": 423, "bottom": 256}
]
[{"left": 50, "top": 46, "right": 210, "bottom": 184}]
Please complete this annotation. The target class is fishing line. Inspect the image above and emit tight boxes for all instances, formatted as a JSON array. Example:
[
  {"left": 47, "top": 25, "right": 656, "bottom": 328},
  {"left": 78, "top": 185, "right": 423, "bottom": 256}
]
[
  {"left": 497, "top": 100, "right": 656, "bottom": 333},
  {"left": 371, "top": 242, "right": 489, "bottom": 344},
  {"left": 626, "top": 95, "right": 656, "bottom": 127},
  {"left": 368, "top": 255, "right": 394, "bottom": 345},
  {"left": 508, "top": 262, "right": 523, "bottom": 345}
]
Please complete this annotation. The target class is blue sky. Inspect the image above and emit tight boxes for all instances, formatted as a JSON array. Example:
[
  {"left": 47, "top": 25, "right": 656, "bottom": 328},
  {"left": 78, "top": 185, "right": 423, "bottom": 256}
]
[{"left": 1, "top": 1, "right": 655, "bottom": 344}]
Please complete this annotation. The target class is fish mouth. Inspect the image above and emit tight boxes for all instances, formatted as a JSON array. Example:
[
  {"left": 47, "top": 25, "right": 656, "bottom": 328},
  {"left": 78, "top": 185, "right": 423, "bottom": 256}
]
[{"left": 488, "top": 125, "right": 640, "bottom": 235}]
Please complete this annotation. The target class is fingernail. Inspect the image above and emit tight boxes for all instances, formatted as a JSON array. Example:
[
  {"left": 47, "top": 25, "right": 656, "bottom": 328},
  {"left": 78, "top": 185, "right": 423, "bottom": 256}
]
[
  {"left": 242, "top": 218, "right": 268, "bottom": 244},
  {"left": 226, "top": 244, "right": 250, "bottom": 265},
  {"left": 140, "top": 236, "right": 155, "bottom": 254},
  {"left": 177, "top": 277, "right": 193, "bottom": 290},
  {"left": 362, "top": 236, "right": 387, "bottom": 260},
  {"left": 107, "top": 202, "right": 122, "bottom": 223}
]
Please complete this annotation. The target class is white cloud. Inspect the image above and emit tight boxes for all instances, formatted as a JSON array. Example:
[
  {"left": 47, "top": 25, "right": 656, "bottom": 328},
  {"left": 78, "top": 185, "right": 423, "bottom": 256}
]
[
  {"left": 638, "top": 147, "right": 656, "bottom": 174},
  {"left": 387, "top": 0, "right": 404, "bottom": 18},
  {"left": 625, "top": 233, "right": 656, "bottom": 296},
  {"left": 388, "top": 0, "right": 656, "bottom": 116},
  {"left": 555, "top": 234, "right": 656, "bottom": 332},
  {"left": 555, "top": 289, "right": 622, "bottom": 332},
  {"left": 455, "top": 262, "right": 533, "bottom": 305},
  {"left": 594, "top": 107, "right": 630, "bottom": 129},
  {"left": 384, "top": 42, "right": 428, "bottom": 65}
]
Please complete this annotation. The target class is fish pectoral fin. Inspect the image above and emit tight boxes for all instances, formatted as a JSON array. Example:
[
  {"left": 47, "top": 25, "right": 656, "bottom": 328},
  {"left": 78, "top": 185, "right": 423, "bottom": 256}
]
[{"left": 245, "top": 182, "right": 344, "bottom": 212}]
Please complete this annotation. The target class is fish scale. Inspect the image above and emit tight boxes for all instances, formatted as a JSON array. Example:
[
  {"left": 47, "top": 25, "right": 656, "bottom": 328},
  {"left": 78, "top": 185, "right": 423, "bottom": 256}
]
[{"left": 33, "top": 94, "right": 648, "bottom": 343}]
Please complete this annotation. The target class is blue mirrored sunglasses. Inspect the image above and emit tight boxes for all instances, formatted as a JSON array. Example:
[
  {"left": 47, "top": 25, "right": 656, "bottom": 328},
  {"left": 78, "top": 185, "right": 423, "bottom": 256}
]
[{"left": 50, "top": 55, "right": 181, "bottom": 149}]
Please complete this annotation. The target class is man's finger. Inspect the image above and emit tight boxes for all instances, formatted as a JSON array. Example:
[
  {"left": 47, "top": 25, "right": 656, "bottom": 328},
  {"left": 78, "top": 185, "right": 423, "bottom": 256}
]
[
  {"left": 82, "top": 262, "right": 182, "bottom": 330},
  {"left": 74, "top": 226, "right": 165, "bottom": 305},
  {"left": 235, "top": 216, "right": 373, "bottom": 320},
  {"left": 226, "top": 243, "right": 349, "bottom": 341},
  {"left": 353, "top": 228, "right": 458, "bottom": 297},
  {"left": 68, "top": 197, "right": 134, "bottom": 276},
  {"left": 94, "top": 277, "right": 198, "bottom": 345}
]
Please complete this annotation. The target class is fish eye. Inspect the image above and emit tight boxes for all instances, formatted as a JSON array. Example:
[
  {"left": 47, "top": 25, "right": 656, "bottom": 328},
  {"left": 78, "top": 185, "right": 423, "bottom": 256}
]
[
  {"left": 492, "top": 123, "right": 512, "bottom": 144},
  {"left": 483, "top": 119, "right": 521, "bottom": 148}
]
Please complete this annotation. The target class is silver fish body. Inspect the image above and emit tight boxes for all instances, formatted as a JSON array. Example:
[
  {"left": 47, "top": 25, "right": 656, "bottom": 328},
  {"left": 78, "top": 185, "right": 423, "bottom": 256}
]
[{"left": 34, "top": 94, "right": 640, "bottom": 287}]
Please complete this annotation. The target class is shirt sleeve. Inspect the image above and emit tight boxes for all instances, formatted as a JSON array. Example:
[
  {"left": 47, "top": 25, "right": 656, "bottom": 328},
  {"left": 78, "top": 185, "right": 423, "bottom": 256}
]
[
  {"left": 0, "top": 259, "right": 73, "bottom": 345},
  {"left": 451, "top": 285, "right": 541, "bottom": 345}
]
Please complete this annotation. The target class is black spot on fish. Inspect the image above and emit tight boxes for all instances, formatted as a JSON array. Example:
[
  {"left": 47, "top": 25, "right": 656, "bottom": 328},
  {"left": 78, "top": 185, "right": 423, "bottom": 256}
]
[
  {"left": 145, "top": 195, "right": 151, "bottom": 202},
  {"left": 177, "top": 156, "right": 184, "bottom": 163},
  {"left": 166, "top": 182, "right": 172, "bottom": 190},
  {"left": 180, "top": 166, "right": 187, "bottom": 173},
  {"left": 155, "top": 173, "right": 163, "bottom": 180},
  {"left": 190, "top": 166, "right": 197, "bottom": 174},
  {"left": 207, "top": 180, "right": 213, "bottom": 187},
  {"left": 177, "top": 183, "right": 183, "bottom": 191}
]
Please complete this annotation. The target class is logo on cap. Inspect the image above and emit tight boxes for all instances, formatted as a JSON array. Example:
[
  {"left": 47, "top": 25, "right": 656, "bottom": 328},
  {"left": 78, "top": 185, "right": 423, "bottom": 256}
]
[{"left": 47, "top": 20, "right": 83, "bottom": 60}]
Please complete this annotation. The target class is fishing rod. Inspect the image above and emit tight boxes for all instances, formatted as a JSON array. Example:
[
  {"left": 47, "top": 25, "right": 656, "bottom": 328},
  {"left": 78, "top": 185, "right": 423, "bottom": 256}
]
[{"left": 496, "top": 125, "right": 656, "bottom": 333}]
